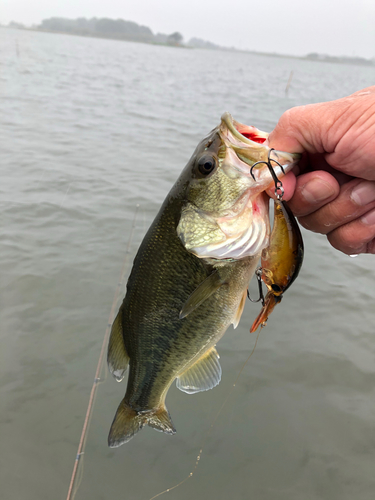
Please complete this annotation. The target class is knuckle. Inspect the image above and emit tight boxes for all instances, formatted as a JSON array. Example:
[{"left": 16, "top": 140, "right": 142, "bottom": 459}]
[{"left": 327, "top": 221, "right": 375, "bottom": 254}]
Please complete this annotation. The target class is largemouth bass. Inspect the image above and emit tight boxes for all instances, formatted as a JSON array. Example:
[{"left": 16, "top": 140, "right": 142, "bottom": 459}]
[{"left": 107, "top": 113, "right": 299, "bottom": 447}]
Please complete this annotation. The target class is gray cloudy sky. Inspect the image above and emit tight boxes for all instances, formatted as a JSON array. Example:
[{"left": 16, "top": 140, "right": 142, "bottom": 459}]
[{"left": 2, "top": 0, "right": 375, "bottom": 58}]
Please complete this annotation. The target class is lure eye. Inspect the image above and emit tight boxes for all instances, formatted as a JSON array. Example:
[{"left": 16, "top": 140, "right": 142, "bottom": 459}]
[
  {"left": 197, "top": 155, "right": 216, "bottom": 176},
  {"left": 271, "top": 284, "right": 282, "bottom": 293}
]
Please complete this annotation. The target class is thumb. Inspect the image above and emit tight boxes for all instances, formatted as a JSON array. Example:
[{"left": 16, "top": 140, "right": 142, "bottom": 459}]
[
  {"left": 268, "top": 103, "right": 332, "bottom": 155},
  {"left": 268, "top": 86, "right": 375, "bottom": 156}
]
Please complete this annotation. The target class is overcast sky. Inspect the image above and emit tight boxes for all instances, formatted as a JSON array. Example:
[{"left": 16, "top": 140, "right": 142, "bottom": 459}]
[{"left": 2, "top": 0, "right": 375, "bottom": 59}]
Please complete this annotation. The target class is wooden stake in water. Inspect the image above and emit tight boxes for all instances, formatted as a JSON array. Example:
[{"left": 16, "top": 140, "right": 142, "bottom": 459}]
[{"left": 285, "top": 71, "right": 294, "bottom": 96}]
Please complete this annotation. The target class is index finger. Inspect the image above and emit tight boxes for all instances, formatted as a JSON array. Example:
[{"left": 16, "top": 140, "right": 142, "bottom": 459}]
[{"left": 287, "top": 171, "right": 340, "bottom": 217}]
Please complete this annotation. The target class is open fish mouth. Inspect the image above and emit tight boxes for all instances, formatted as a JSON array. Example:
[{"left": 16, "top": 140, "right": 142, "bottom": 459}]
[
  {"left": 221, "top": 112, "right": 269, "bottom": 146},
  {"left": 219, "top": 112, "right": 300, "bottom": 179}
]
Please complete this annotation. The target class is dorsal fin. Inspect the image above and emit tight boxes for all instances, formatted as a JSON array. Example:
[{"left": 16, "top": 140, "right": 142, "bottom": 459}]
[
  {"left": 176, "top": 346, "right": 222, "bottom": 394},
  {"left": 179, "top": 270, "right": 225, "bottom": 319},
  {"left": 107, "top": 306, "right": 129, "bottom": 382}
]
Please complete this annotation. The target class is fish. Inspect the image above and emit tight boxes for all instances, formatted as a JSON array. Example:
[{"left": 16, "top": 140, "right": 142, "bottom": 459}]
[
  {"left": 107, "top": 112, "right": 300, "bottom": 447},
  {"left": 250, "top": 199, "right": 304, "bottom": 332}
]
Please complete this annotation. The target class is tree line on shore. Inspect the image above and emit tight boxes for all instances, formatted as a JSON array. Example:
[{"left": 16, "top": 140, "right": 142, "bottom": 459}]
[
  {"left": 6, "top": 17, "right": 224, "bottom": 49},
  {"left": 36, "top": 17, "right": 205, "bottom": 48}
]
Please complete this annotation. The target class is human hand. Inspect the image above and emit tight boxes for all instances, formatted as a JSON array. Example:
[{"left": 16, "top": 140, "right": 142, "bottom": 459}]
[{"left": 267, "top": 86, "right": 375, "bottom": 254}]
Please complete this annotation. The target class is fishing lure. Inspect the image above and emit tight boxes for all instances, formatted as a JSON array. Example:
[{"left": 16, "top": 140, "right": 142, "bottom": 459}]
[{"left": 249, "top": 150, "right": 304, "bottom": 332}]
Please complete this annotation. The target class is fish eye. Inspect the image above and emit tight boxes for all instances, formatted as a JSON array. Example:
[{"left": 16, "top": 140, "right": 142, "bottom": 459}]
[{"left": 197, "top": 155, "right": 216, "bottom": 176}]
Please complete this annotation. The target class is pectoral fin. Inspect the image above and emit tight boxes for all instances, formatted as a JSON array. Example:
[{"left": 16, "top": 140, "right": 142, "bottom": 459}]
[
  {"left": 176, "top": 346, "right": 222, "bottom": 394},
  {"left": 179, "top": 270, "right": 225, "bottom": 319},
  {"left": 107, "top": 306, "right": 129, "bottom": 382},
  {"left": 232, "top": 288, "right": 248, "bottom": 329}
]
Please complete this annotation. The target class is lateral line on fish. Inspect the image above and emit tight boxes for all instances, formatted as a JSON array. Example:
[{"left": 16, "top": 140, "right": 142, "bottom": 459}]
[
  {"left": 65, "top": 205, "right": 140, "bottom": 500},
  {"left": 148, "top": 327, "right": 262, "bottom": 500}
]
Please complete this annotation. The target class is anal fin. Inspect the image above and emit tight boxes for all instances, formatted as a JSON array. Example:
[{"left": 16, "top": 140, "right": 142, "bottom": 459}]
[
  {"left": 107, "top": 306, "right": 129, "bottom": 382},
  {"left": 176, "top": 346, "right": 222, "bottom": 394}
]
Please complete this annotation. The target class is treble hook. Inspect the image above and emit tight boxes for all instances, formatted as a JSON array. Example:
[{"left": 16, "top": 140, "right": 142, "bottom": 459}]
[
  {"left": 247, "top": 267, "right": 265, "bottom": 306},
  {"left": 250, "top": 148, "right": 286, "bottom": 200}
]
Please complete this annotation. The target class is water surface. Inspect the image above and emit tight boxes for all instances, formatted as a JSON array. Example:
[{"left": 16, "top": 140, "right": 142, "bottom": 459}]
[{"left": 1, "top": 27, "right": 375, "bottom": 500}]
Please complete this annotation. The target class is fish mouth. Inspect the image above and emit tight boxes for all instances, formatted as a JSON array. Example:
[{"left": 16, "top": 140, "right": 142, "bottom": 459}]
[
  {"left": 220, "top": 112, "right": 269, "bottom": 146},
  {"left": 177, "top": 113, "right": 301, "bottom": 261},
  {"left": 219, "top": 112, "right": 300, "bottom": 176}
]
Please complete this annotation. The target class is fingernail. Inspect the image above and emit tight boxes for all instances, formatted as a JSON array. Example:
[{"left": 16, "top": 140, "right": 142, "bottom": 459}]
[
  {"left": 301, "top": 179, "right": 336, "bottom": 204},
  {"left": 351, "top": 181, "right": 375, "bottom": 206},
  {"left": 362, "top": 208, "right": 375, "bottom": 225}
]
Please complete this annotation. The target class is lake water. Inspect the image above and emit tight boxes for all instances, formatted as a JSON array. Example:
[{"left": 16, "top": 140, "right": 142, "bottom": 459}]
[{"left": 1, "top": 27, "right": 375, "bottom": 500}]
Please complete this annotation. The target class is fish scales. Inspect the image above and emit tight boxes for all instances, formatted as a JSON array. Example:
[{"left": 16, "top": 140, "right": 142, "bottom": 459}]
[{"left": 123, "top": 199, "right": 257, "bottom": 409}]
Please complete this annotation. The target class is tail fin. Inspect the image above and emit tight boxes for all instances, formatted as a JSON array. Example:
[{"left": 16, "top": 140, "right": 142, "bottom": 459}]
[
  {"left": 108, "top": 398, "right": 176, "bottom": 448},
  {"left": 147, "top": 407, "right": 176, "bottom": 435}
]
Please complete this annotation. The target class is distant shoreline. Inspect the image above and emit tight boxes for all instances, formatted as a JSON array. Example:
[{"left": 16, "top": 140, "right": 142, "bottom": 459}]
[
  {"left": 3, "top": 25, "right": 186, "bottom": 49},
  {"left": 3, "top": 24, "right": 374, "bottom": 67}
]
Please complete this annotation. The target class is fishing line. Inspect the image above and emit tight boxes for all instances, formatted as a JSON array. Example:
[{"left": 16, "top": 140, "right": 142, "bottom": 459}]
[
  {"left": 149, "top": 326, "right": 262, "bottom": 500},
  {"left": 66, "top": 204, "right": 140, "bottom": 500}
]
